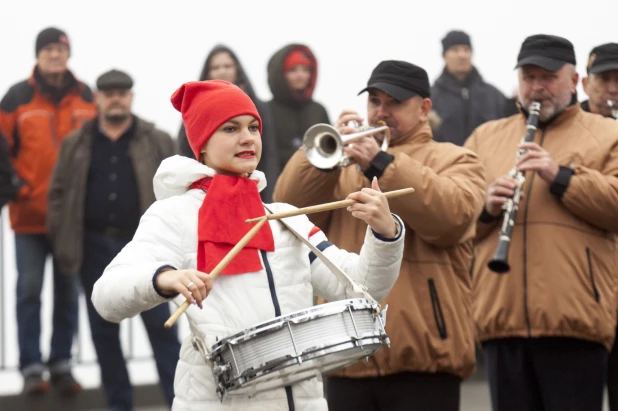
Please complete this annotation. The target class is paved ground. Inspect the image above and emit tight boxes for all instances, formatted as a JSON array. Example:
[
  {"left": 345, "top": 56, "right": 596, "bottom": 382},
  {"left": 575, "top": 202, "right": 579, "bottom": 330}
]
[{"left": 92, "top": 380, "right": 611, "bottom": 410}]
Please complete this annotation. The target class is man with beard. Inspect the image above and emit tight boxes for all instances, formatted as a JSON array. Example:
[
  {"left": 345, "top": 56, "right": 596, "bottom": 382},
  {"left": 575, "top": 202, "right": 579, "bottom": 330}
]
[
  {"left": 47, "top": 69, "right": 179, "bottom": 411},
  {"left": 273, "top": 60, "right": 486, "bottom": 411},
  {"left": 464, "top": 34, "right": 618, "bottom": 411}
]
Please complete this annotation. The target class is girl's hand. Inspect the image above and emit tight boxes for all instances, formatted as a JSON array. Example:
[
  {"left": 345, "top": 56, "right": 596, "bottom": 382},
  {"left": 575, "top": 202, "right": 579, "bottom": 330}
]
[
  {"left": 156, "top": 268, "right": 213, "bottom": 309},
  {"left": 346, "top": 177, "right": 398, "bottom": 238}
]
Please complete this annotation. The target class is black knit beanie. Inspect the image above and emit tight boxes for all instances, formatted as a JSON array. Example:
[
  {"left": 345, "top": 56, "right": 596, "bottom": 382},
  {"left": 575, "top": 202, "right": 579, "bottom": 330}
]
[{"left": 35, "top": 27, "right": 70, "bottom": 56}]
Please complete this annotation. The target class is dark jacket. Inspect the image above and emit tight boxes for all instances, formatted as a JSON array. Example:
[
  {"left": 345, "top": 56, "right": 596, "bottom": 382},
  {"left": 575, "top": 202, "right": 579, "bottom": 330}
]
[
  {"left": 47, "top": 116, "right": 176, "bottom": 274},
  {"left": 431, "top": 67, "right": 508, "bottom": 146},
  {"left": 267, "top": 44, "right": 330, "bottom": 173},
  {"left": 0, "top": 130, "right": 24, "bottom": 209},
  {"left": 176, "top": 45, "right": 278, "bottom": 202}
]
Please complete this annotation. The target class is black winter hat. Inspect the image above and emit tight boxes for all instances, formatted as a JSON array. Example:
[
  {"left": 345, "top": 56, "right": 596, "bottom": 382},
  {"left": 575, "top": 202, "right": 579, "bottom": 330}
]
[
  {"left": 442, "top": 30, "right": 472, "bottom": 54},
  {"left": 358, "top": 60, "right": 430, "bottom": 100},
  {"left": 35, "top": 27, "right": 70, "bottom": 56},
  {"left": 515, "top": 34, "right": 576, "bottom": 72}
]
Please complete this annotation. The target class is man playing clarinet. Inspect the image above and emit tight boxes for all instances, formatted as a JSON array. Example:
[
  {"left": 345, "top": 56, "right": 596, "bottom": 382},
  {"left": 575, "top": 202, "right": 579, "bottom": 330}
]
[{"left": 464, "top": 34, "right": 618, "bottom": 411}]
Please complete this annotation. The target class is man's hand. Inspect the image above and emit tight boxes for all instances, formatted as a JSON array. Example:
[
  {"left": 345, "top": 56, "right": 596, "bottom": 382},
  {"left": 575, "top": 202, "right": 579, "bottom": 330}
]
[{"left": 516, "top": 142, "right": 559, "bottom": 184}]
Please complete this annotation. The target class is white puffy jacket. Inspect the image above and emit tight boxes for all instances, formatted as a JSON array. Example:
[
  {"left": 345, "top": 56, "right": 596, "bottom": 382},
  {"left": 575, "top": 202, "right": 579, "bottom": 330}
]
[{"left": 92, "top": 155, "right": 405, "bottom": 411}]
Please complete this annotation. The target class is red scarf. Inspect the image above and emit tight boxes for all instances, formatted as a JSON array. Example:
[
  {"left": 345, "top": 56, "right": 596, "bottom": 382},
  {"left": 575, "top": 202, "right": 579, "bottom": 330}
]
[{"left": 190, "top": 174, "right": 274, "bottom": 275}]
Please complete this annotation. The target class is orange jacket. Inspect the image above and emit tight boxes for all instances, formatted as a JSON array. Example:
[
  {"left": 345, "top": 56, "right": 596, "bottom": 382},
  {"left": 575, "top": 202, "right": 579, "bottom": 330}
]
[{"left": 0, "top": 67, "right": 97, "bottom": 234}]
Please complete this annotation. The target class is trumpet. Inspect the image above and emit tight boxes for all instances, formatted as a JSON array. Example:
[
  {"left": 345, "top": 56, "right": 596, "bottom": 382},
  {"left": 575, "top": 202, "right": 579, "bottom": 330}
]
[
  {"left": 608, "top": 100, "right": 618, "bottom": 120},
  {"left": 303, "top": 120, "right": 390, "bottom": 170}
]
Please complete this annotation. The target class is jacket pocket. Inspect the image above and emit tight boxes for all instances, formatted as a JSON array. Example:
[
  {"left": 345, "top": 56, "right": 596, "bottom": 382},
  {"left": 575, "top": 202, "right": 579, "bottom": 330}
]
[
  {"left": 428, "top": 279, "right": 448, "bottom": 339},
  {"left": 586, "top": 247, "right": 600, "bottom": 303}
]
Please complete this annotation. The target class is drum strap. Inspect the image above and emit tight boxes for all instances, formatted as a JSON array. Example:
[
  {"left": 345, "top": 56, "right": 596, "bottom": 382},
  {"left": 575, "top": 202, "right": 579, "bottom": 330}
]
[{"left": 263, "top": 204, "right": 377, "bottom": 304}]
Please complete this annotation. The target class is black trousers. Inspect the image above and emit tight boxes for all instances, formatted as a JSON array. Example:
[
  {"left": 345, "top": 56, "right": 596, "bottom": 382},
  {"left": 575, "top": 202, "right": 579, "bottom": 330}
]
[
  {"left": 326, "top": 371, "right": 461, "bottom": 411},
  {"left": 608, "top": 322, "right": 618, "bottom": 411},
  {"left": 483, "top": 337, "right": 608, "bottom": 411}
]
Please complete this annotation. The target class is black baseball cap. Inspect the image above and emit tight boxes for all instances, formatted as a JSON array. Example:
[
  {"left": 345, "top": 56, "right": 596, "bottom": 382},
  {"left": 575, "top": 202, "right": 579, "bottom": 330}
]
[
  {"left": 96, "top": 69, "right": 134, "bottom": 91},
  {"left": 358, "top": 60, "right": 430, "bottom": 100},
  {"left": 515, "top": 34, "right": 576, "bottom": 72},
  {"left": 587, "top": 43, "right": 618, "bottom": 74}
]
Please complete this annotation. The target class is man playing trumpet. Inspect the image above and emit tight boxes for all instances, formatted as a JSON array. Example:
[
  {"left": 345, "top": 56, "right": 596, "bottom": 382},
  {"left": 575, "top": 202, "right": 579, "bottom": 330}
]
[
  {"left": 273, "top": 60, "right": 487, "bottom": 411},
  {"left": 464, "top": 34, "right": 618, "bottom": 411}
]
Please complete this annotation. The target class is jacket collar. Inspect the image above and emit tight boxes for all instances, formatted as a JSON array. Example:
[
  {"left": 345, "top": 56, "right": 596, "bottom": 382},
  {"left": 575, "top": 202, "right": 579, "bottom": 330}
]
[{"left": 389, "top": 121, "right": 433, "bottom": 147}]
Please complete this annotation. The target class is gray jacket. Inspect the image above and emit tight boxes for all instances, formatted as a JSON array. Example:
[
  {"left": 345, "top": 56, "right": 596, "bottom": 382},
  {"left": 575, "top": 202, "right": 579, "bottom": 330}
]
[
  {"left": 47, "top": 116, "right": 176, "bottom": 274},
  {"left": 431, "top": 67, "right": 508, "bottom": 146}
]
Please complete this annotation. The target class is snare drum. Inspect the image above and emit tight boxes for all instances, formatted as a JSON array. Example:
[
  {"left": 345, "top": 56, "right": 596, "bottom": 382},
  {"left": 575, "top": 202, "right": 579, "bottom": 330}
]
[{"left": 206, "top": 298, "right": 388, "bottom": 400}]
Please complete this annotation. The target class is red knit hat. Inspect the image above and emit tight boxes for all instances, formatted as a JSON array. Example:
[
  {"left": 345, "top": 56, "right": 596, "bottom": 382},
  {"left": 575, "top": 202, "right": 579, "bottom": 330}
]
[
  {"left": 170, "top": 80, "right": 262, "bottom": 160},
  {"left": 284, "top": 50, "right": 312, "bottom": 72}
]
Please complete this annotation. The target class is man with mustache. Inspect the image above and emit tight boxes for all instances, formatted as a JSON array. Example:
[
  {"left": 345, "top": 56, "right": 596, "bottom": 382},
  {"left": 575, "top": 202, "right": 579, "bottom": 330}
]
[
  {"left": 464, "top": 34, "right": 618, "bottom": 411},
  {"left": 580, "top": 42, "right": 618, "bottom": 411},
  {"left": 273, "top": 60, "right": 486, "bottom": 411},
  {"left": 47, "top": 69, "right": 179, "bottom": 411}
]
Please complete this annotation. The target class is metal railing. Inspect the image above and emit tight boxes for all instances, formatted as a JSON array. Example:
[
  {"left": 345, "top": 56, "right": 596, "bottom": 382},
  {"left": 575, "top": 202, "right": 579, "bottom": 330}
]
[{"left": 0, "top": 208, "right": 186, "bottom": 378}]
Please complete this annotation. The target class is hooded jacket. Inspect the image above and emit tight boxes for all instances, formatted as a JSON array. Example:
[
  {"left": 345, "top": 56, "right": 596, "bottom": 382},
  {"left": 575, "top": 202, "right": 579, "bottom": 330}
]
[
  {"left": 267, "top": 44, "right": 330, "bottom": 173},
  {"left": 176, "top": 45, "right": 279, "bottom": 202}
]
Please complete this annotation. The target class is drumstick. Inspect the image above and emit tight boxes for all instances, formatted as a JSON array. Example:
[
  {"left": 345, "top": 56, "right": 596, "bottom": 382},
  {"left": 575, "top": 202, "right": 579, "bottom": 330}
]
[
  {"left": 245, "top": 187, "right": 415, "bottom": 223},
  {"left": 164, "top": 216, "right": 269, "bottom": 328}
]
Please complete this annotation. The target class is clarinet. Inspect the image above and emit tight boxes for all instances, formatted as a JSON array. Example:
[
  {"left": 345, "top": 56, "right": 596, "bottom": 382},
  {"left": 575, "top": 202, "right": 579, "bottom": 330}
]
[{"left": 487, "top": 101, "right": 541, "bottom": 274}]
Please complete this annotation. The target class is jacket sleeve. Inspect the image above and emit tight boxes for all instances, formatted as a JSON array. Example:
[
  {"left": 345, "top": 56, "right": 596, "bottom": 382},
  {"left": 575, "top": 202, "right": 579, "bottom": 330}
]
[
  {"left": 91, "top": 199, "right": 187, "bottom": 323},
  {"left": 47, "top": 138, "right": 72, "bottom": 242},
  {"left": 309, "top": 214, "right": 405, "bottom": 303},
  {"left": 272, "top": 149, "right": 342, "bottom": 230},
  {"left": 378, "top": 149, "right": 486, "bottom": 247},
  {"left": 0, "top": 87, "right": 18, "bottom": 153},
  {"left": 560, "top": 140, "right": 618, "bottom": 232},
  {"left": 463, "top": 130, "right": 500, "bottom": 242}
]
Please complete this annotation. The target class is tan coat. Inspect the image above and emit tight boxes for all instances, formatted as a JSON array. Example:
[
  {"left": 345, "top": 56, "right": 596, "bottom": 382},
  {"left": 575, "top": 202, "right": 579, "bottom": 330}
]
[
  {"left": 464, "top": 104, "right": 618, "bottom": 351},
  {"left": 273, "top": 122, "right": 486, "bottom": 379}
]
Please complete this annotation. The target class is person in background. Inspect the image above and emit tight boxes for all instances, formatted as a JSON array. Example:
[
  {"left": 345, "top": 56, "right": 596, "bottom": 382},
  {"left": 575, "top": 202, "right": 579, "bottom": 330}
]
[
  {"left": 0, "top": 26, "right": 97, "bottom": 396},
  {"left": 48, "top": 69, "right": 179, "bottom": 411},
  {"left": 431, "top": 30, "right": 508, "bottom": 145},
  {"left": 266, "top": 43, "right": 330, "bottom": 173},
  {"left": 176, "top": 44, "right": 278, "bottom": 202},
  {"left": 580, "top": 42, "right": 618, "bottom": 411}
]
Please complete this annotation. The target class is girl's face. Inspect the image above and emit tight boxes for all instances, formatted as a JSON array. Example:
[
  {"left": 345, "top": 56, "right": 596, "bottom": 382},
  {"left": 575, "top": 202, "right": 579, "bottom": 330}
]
[
  {"left": 201, "top": 115, "right": 262, "bottom": 177},
  {"left": 208, "top": 52, "right": 238, "bottom": 84}
]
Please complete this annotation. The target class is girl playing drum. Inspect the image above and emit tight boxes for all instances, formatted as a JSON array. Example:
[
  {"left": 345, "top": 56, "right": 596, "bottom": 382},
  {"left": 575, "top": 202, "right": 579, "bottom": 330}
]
[{"left": 91, "top": 80, "right": 405, "bottom": 410}]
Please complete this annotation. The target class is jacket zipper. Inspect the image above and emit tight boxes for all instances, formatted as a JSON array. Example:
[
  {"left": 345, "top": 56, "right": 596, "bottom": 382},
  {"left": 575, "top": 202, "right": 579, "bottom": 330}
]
[
  {"left": 462, "top": 87, "right": 470, "bottom": 142},
  {"left": 586, "top": 248, "right": 601, "bottom": 303},
  {"left": 259, "top": 250, "right": 295, "bottom": 411},
  {"left": 522, "top": 129, "right": 545, "bottom": 336},
  {"left": 428, "top": 279, "right": 448, "bottom": 339}
]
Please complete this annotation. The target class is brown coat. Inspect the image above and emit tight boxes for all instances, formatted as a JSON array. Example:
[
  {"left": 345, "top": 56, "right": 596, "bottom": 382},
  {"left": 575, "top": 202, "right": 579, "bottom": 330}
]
[
  {"left": 273, "top": 122, "right": 486, "bottom": 379},
  {"left": 47, "top": 117, "right": 176, "bottom": 275},
  {"left": 464, "top": 104, "right": 618, "bottom": 351}
]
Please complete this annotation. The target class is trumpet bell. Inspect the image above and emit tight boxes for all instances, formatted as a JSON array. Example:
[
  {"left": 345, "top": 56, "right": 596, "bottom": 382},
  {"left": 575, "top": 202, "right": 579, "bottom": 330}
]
[{"left": 303, "top": 123, "right": 347, "bottom": 170}]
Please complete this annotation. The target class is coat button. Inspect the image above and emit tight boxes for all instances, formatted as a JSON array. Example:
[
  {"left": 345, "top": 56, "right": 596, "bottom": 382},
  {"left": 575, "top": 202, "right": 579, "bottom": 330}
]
[
  {"left": 109, "top": 193, "right": 117, "bottom": 201},
  {"left": 109, "top": 173, "right": 117, "bottom": 181}
]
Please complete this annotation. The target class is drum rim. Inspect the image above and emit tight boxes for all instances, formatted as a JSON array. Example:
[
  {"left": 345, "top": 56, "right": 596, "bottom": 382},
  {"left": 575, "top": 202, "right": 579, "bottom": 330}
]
[{"left": 210, "top": 298, "right": 380, "bottom": 351}]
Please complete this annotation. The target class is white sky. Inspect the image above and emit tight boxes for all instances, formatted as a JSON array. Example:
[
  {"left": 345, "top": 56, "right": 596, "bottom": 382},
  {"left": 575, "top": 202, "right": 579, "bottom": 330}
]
[{"left": 2, "top": 0, "right": 618, "bottom": 138}]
